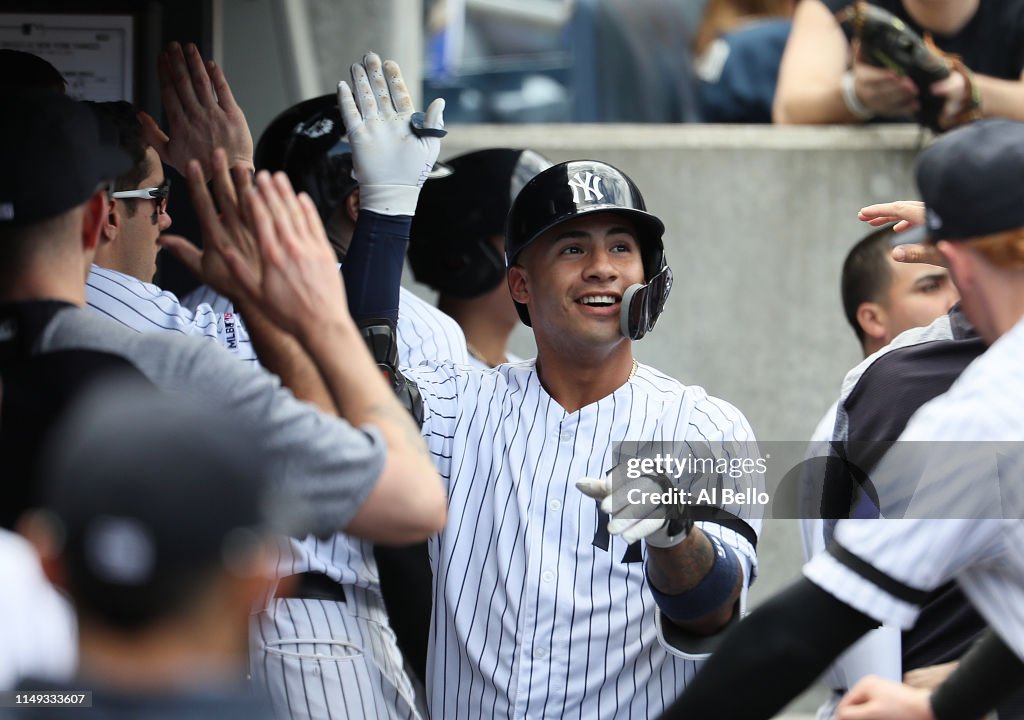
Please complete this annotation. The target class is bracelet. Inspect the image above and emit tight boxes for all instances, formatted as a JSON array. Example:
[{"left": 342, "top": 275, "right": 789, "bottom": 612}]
[
  {"left": 945, "top": 58, "right": 984, "bottom": 128},
  {"left": 841, "top": 70, "right": 875, "bottom": 121}
]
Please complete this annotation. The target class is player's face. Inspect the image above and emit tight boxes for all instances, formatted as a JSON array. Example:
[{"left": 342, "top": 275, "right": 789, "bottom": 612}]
[
  {"left": 509, "top": 212, "right": 645, "bottom": 348},
  {"left": 115, "top": 147, "right": 172, "bottom": 282},
  {"left": 882, "top": 256, "right": 958, "bottom": 341}
]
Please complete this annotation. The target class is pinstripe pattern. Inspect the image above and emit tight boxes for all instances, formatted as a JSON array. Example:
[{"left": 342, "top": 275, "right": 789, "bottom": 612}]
[
  {"left": 86, "top": 266, "right": 258, "bottom": 363},
  {"left": 805, "top": 315, "right": 1024, "bottom": 661},
  {"left": 251, "top": 290, "right": 466, "bottom": 720},
  {"left": 87, "top": 267, "right": 465, "bottom": 718},
  {"left": 180, "top": 283, "right": 469, "bottom": 369},
  {"left": 407, "top": 359, "right": 761, "bottom": 718}
]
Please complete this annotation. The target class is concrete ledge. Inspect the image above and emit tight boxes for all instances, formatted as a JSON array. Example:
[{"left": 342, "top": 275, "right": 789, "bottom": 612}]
[{"left": 441, "top": 122, "right": 933, "bottom": 151}]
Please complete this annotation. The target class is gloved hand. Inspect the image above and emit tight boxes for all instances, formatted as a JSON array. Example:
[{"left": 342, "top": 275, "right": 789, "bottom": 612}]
[
  {"left": 337, "top": 52, "right": 445, "bottom": 215},
  {"left": 576, "top": 474, "right": 693, "bottom": 548}
]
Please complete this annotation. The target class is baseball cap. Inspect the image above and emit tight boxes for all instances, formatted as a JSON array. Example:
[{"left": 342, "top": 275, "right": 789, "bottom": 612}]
[
  {"left": 37, "top": 378, "right": 274, "bottom": 630},
  {"left": 917, "top": 119, "right": 1024, "bottom": 242},
  {"left": 0, "top": 91, "right": 131, "bottom": 226}
]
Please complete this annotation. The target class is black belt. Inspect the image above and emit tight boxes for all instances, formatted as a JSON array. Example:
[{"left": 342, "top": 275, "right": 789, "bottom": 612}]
[{"left": 276, "top": 572, "right": 347, "bottom": 603}]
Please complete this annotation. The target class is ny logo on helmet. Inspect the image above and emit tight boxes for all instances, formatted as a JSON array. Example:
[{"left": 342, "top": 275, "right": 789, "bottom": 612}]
[{"left": 568, "top": 172, "right": 604, "bottom": 204}]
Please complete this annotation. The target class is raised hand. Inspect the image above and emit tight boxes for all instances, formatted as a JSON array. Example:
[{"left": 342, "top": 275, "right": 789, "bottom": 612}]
[
  {"left": 140, "top": 42, "right": 254, "bottom": 180},
  {"left": 223, "top": 169, "right": 350, "bottom": 342},
  {"left": 336, "top": 52, "right": 445, "bottom": 215}
]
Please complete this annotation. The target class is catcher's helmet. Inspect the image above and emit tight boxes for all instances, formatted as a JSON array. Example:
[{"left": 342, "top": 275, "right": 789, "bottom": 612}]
[
  {"left": 505, "top": 160, "right": 672, "bottom": 340},
  {"left": 254, "top": 94, "right": 356, "bottom": 229},
  {"left": 409, "top": 148, "right": 552, "bottom": 298}
]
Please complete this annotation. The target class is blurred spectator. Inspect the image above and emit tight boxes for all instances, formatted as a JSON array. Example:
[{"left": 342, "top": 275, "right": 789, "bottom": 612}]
[
  {"left": 774, "top": 0, "right": 1024, "bottom": 126},
  {"left": 692, "top": 0, "right": 794, "bottom": 122},
  {"left": 424, "top": 0, "right": 699, "bottom": 122}
]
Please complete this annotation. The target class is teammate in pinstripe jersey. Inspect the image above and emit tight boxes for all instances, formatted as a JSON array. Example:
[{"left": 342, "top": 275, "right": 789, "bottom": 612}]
[
  {"left": 389, "top": 158, "right": 765, "bottom": 717},
  {"left": 245, "top": 58, "right": 463, "bottom": 720},
  {"left": 660, "top": 119, "right": 1024, "bottom": 720}
]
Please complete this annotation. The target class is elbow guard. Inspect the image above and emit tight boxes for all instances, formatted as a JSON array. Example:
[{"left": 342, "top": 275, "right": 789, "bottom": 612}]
[{"left": 360, "top": 319, "right": 424, "bottom": 427}]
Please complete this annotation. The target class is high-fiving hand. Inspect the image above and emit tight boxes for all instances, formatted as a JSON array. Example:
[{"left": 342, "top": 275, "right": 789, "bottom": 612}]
[{"left": 336, "top": 52, "right": 445, "bottom": 215}]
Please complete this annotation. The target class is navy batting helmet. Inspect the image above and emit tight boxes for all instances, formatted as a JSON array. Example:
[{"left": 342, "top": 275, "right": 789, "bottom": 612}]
[
  {"left": 504, "top": 160, "right": 672, "bottom": 340},
  {"left": 254, "top": 94, "right": 356, "bottom": 229},
  {"left": 409, "top": 148, "right": 552, "bottom": 298}
]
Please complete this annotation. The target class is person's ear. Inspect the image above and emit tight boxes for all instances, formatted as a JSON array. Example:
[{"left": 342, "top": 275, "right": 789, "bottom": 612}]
[
  {"left": 856, "top": 301, "right": 888, "bottom": 344},
  {"left": 937, "top": 240, "right": 973, "bottom": 292},
  {"left": 345, "top": 189, "right": 360, "bottom": 224},
  {"left": 16, "top": 510, "right": 67, "bottom": 591},
  {"left": 82, "top": 190, "right": 108, "bottom": 252},
  {"left": 507, "top": 265, "right": 529, "bottom": 305},
  {"left": 101, "top": 197, "right": 120, "bottom": 244}
]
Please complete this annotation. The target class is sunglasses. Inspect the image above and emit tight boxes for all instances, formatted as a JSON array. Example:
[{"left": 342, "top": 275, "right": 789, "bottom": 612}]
[{"left": 111, "top": 178, "right": 171, "bottom": 224}]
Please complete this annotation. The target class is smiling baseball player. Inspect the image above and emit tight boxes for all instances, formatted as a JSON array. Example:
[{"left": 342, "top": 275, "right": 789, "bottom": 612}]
[{"left": 331, "top": 68, "right": 764, "bottom": 712}]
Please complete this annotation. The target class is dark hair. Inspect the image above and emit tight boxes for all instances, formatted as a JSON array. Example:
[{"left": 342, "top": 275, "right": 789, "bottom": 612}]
[
  {"left": 0, "top": 50, "right": 67, "bottom": 93},
  {"left": 87, "top": 101, "right": 150, "bottom": 216},
  {"left": 841, "top": 224, "right": 897, "bottom": 346}
]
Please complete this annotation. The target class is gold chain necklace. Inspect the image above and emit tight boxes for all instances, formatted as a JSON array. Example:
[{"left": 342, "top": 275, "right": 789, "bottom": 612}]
[{"left": 628, "top": 358, "right": 638, "bottom": 380}]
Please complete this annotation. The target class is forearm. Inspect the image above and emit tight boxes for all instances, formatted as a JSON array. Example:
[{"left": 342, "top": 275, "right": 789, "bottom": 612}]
[
  {"left": 659, "top": 578, "right": 876, "bottom": 720},
  {"left": 299, "top": 315, "right": 443, "bottom": 540},
  {"left": 647, "top": 528, "right": 743, "bottom": 634},
  {"left": 236, "top": 299, "right": 337, "bottom": 413},
  {"left": 775, "top": 79, "right": 862, "bottom": 124},
  {"left": 930, "top": 630, "right": 1024, "bottom": 720},
  {"left": 974, "top": 74, "right": 1024, "bottom": 121}
]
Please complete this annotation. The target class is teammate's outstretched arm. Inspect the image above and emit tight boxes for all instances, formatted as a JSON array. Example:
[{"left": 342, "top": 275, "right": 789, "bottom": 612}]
[
  {"left": 837, "top": 630, "right": 1024, "bottom": 720},
  {"left": 189, "top": 150, "right": 446, "bottom": 544}
]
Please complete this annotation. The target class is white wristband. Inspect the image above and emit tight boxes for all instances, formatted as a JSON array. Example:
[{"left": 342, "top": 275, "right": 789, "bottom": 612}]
[
  {"left": 841, "top": 70, "right": 875, "bottom": 121},
  {"left": 358, "top": 185, "right": 421, "bottom": 217}
]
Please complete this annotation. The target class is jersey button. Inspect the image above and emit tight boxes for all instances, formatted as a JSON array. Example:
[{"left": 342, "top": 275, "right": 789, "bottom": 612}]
[
  {"left": 541, "top": 570, "right": 555, "bottom": 583},
  {"left": 548, "top": 499, "right": 562, "bottom": 512},
  {"left": 560, "top": 431, "right": 573, "bottom": 443},
  {"left": 534, "top": 647, "right": 547, "bottom": 659}
]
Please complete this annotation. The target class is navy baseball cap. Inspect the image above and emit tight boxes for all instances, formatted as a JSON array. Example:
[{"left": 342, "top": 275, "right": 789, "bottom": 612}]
[
  {"left": 38, "top": 378, "right": 275, "bottom": 630},
  {"left": 0, "top": 92, "right": 131, "bottom": 226},
  {"left": 917, "top": 119, "right": 1024, "bottom": 242}
]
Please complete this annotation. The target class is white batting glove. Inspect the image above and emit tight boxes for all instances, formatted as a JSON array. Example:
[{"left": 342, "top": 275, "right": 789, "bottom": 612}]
[
  {"left": 337, "top": 52, "right": 445, "bottom": 216},
  {"left": 576, "top": 475, "right": 691, "bottom": 548}
]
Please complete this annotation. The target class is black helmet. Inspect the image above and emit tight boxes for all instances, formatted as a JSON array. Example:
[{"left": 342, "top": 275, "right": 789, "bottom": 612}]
[
  {"left": 504, "top": 160, "right": 671, "bottom": 337},
  {"left": 254, "top": 94, "right": 356, "bottom": 228},
  {"left": 409, "top": 148, "right": 552, "bottom": 298}
]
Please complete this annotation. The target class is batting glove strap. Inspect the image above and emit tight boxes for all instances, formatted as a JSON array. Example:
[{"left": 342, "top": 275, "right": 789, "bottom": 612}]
[
  {"left": 358, "top": 184, "right": 423, "bottom": 217},
  {"left": 644, "top": 516, "right": 694, "bottom": 549},
  {"left": 646, "top": 535, "right": 740, "bottom": 622}
]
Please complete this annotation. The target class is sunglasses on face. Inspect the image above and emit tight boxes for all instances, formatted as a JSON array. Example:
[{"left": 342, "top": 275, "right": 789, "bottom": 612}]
[{"left": 111, "top": 178, "right": 171, "bottom": 224}]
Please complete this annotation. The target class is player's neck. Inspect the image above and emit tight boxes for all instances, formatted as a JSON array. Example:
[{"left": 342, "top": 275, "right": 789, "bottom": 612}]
[
  {"left": 535, "top": 344, "right": 635, "bottom": 413},
  {"left": 902, "top": 0, "right": 978, "bottom": 35},
  {"left": 440, "top": 292, "right": 517, "bottom": 367}
]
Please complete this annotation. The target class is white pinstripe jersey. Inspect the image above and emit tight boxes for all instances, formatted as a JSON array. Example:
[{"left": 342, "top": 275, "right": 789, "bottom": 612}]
[
  {"left": 87, "top": 266, "right": 258, "bottom": 363},
  {"left": 805, "top": 314, "right": 1024, "bottom": 660},
  {"left": 184, "top": 283, "right": 469, "bottom": 374},
  {"left": 91, "top": 268, "right": 468, "bottom": 589},
  {"left": 406, "top": 359, "right": 761, "bottom": 718}
]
